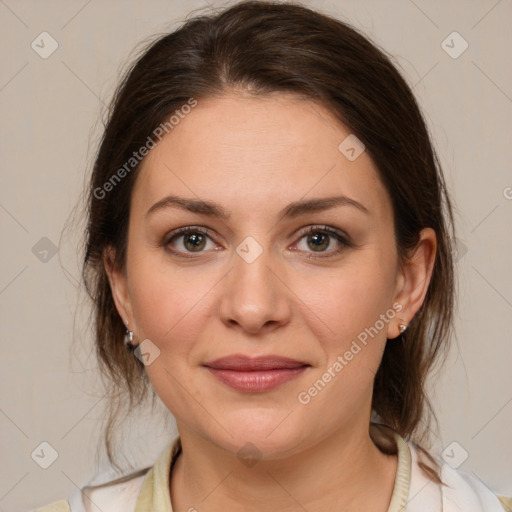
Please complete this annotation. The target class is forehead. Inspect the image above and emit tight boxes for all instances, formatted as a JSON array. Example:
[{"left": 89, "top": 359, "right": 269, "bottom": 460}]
[{"left": 133, "top": 92, "right": 390, "bottom": 221}]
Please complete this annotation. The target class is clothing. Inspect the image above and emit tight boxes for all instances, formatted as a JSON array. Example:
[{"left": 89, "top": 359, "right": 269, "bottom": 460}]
[{"left": 33, "top": 424, "right": 511, "bottom": 512}]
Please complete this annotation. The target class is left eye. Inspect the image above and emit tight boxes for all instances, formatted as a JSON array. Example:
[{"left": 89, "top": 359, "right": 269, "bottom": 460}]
[{"left": 294, "top": 226, "right": 349, "bottom": 258}]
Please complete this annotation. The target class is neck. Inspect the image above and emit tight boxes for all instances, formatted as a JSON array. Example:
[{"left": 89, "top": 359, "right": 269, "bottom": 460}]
[{"left": 170, "top": 422, "right": 398, "bottom": 512}]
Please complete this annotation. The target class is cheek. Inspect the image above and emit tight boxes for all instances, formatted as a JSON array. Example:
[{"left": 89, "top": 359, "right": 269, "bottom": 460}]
[
  {"left": 293, "top": 270, "right": 394, "bottom": 416},
  {"left": 299, "top": 257, "right": 396, "bottom": 340},
  {"left": 129, "top": 265, "right": 208, "bottom": 346},
  {"left": 125, "top": 221, "right": 199, "bottom": 335},
  {"left": 292, "top": 252, "right": 397, "bottom": 396},
  {"left": 127, "top": 260, "right": 216, "bottom": 414}
]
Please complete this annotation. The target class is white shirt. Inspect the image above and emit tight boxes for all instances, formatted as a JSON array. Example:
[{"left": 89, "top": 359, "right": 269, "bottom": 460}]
[{"left": 33, "top": 424, "right": 511, "bottom": 512}]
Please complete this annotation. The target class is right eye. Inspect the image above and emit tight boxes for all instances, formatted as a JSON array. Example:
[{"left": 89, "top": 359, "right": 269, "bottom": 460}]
[{"left": 163, "top": 226, "right": 220, "bottom": 258}]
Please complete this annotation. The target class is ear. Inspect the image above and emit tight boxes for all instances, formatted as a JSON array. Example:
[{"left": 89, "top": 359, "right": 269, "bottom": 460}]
[
  {"left": 387, "top": 227, "right": 437, "bottom": 339},
  {"left": 103, "top": 246, "right": 134, "bottom": 328}
]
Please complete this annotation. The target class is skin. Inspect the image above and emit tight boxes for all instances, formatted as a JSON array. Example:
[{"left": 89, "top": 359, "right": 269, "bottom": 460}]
[{"left": 105, "top": 91, "right": 436, "bottom": 512}]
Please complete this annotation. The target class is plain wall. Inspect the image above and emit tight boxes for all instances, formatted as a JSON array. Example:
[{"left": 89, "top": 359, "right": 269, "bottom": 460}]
[{"left": 1, "top": 0, "right": 511, "bottom": 510}]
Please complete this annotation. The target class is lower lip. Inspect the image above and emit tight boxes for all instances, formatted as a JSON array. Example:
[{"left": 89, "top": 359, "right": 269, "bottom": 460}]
[{"left": 205, "top": 366, "right": 309, "bottom": 392}]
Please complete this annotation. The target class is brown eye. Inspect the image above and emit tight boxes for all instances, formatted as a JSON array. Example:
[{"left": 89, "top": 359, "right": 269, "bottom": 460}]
[
  {"left": 182, "top": 232, "right": 206, "bottom": 252},
  {"left": 294, "top": 225, "right": 350, "bottom": 259},
  {"left": 305, "top": 232, "right": 330, "bottom": 252},
  {"left": 164, "top": 227, "right": 216, "bottom": 257}
]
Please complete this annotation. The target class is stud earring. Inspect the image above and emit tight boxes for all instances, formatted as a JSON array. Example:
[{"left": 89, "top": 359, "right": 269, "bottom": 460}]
[
  {"left": 399, "top": 324, "right": 407, "bottom": 334},
  {"left": 124, "top": 328, "right": 136, "bottom": 351}
]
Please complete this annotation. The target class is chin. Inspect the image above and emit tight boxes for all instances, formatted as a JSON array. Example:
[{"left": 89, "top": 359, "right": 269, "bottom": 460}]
[{"left": 210, "top": 411, "right": 309, "bottom": 459}]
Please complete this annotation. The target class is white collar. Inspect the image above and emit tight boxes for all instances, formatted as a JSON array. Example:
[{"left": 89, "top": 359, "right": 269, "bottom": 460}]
[{"left": 67, "top": 433, "right": 505, "bottom": 512}]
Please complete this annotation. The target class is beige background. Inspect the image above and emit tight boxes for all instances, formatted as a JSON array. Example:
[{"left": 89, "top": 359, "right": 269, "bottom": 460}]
[{"left": 1, "top": 0, "right": 511, "bottom": 510}]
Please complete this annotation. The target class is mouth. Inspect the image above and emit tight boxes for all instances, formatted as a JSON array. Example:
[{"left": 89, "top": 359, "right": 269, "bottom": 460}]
[{"left": 202, "top": 354, "right": 310, "bottom": 392}]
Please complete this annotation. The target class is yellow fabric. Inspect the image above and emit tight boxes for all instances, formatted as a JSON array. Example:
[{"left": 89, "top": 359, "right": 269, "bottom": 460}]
[
  {"left": 134, "top": 424, "right": 411, "bottom": 512},
  {"left": 35, "top": 499, "right": 71, "bottom": 511},
  {"left": 498, "top": 495, "right": 512, "bottom": 512}
]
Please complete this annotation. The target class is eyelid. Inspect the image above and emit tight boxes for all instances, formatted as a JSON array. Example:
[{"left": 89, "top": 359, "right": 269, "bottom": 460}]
[
  {"left": 294, "top": 224, "right": 350, "bottom": 242},
  {"left": 163, "top": 225, "right": 215, "bottom": 244}
]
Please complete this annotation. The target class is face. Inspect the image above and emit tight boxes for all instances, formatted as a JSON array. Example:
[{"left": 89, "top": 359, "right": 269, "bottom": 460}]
[{"left": 106, "top": 92, "right": 426, "bottom": 460}]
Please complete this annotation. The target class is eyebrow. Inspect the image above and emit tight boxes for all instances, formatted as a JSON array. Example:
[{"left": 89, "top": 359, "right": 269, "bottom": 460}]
[{"left": 145, "top": 194, "right": 370, "bottom": 220}]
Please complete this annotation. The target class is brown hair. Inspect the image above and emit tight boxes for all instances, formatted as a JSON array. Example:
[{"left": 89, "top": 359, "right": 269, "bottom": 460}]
[{"left": 82, "top": 0, "right": 456, "bottom": 482}]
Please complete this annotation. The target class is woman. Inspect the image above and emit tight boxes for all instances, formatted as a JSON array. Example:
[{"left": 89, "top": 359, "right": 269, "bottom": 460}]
[{"left": 34, "top": 1, "right": 510, "bottom": 511}]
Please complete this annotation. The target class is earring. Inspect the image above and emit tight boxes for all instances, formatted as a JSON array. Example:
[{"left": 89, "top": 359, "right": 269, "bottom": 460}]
[
  {"left": 124, "top": 328, "right": 136, "bottom": 352},
  {"left": 399, "top": 324, "right": 407, "bottom": 334}
]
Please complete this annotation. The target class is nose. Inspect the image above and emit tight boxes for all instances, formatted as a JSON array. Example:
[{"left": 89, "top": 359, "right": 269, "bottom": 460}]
[{"left": 218, "top": 241, "right": 292, "bottom": 335}]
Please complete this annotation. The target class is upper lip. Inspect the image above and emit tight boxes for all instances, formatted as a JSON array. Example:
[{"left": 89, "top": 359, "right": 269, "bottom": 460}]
[{"left": 203, "top": 354, "right": 309, "bottom": 371}]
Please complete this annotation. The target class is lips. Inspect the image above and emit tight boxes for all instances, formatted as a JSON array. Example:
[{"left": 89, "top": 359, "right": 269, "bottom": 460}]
[
  {"left": 202, "top": 354, "right": 309, "bottom": 371},
  {"left": 202, "top": 354, "right": 310, "bottom": 392}
]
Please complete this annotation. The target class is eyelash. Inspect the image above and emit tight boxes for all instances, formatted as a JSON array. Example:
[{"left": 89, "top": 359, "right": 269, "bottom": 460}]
[{"left": 163, "top": 225, "right": 351, "bottom": 260}]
